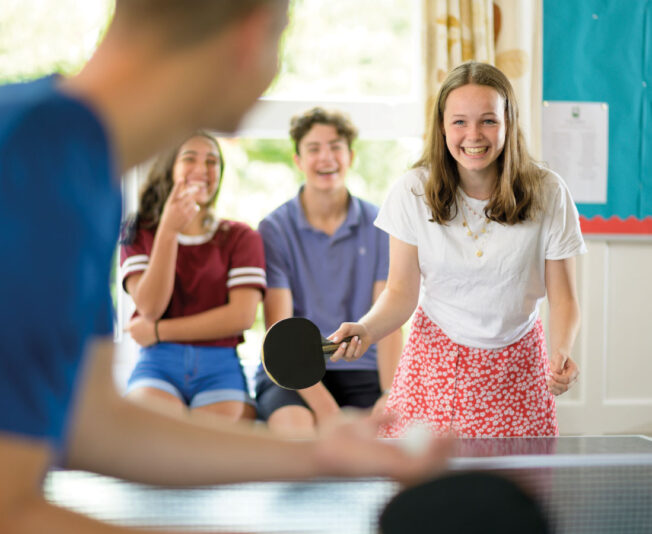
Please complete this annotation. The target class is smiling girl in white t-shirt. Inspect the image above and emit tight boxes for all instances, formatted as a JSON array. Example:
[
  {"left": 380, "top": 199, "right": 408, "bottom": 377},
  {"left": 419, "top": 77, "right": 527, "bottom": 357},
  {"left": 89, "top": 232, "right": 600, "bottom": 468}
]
[{"left": 329, "top": 61, "right": 586, "bottom": 438}]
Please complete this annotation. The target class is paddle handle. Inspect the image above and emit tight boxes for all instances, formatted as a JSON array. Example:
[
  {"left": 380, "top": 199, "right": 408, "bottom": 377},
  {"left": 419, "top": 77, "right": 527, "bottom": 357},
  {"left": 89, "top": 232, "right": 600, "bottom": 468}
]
[{"left": 320, "top": 335, "right": 354, "bottom": 356}]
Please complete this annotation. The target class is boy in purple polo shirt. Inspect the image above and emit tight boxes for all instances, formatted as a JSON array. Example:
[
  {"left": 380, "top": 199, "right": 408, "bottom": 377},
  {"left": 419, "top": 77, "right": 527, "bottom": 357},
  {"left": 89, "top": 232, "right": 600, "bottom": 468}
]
[{"left": 255, "top": 107, "right": 404, "bottom": 437}]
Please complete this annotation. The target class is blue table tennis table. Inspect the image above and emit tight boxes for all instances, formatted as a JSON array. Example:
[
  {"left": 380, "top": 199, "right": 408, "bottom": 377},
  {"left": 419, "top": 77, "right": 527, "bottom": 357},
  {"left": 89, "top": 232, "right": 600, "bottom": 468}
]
[{"left": 44, "top": 435, "right": 652, "bottom": 533}]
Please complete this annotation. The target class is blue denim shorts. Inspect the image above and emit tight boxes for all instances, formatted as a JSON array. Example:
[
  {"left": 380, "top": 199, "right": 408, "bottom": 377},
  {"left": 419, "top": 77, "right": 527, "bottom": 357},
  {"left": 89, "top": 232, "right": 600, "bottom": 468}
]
[{"left": 126, "top": 343, "right": 253, "bottom": 408}]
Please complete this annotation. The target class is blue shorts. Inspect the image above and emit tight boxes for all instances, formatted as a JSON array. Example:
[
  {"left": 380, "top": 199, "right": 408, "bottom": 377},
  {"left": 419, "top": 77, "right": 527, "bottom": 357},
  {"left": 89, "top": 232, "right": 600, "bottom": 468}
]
[{"left": 126, "top": 343, "right": 254, "bottom": 408}]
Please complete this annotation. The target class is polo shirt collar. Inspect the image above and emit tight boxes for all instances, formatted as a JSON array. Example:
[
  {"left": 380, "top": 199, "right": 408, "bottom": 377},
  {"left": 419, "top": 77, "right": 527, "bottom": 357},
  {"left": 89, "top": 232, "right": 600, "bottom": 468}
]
[
  {"left": 291, "top": 186, "right": 361, "bottom": 238},
  {"left": 292, "top": 187, "right": 312, "bottom": 231}
]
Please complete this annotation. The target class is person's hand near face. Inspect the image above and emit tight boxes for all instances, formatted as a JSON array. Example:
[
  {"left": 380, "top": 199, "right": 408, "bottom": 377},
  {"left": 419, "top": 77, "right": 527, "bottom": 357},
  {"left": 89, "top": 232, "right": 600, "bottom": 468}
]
[
  {"left": 159, "top": 136, "right": 222, "bottom": 234},
  {"left": 158, "top": 180, "right": 202, "bottom": 235}
]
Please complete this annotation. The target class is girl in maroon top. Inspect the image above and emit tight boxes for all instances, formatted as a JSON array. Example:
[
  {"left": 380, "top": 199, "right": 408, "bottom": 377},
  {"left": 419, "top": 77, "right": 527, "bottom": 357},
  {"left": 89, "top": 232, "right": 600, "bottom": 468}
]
[{"left": 120, "top": 132, "right": 266, "bottom": 422}]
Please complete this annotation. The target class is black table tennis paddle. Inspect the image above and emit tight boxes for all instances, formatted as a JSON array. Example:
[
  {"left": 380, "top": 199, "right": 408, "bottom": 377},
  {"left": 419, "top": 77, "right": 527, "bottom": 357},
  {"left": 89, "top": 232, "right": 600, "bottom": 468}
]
[
  {"left": 379, "top": 471, "right": 549, "bottom": 534},
  {"left": 261, "top": 317, "right": 352, "bottom": 390}
]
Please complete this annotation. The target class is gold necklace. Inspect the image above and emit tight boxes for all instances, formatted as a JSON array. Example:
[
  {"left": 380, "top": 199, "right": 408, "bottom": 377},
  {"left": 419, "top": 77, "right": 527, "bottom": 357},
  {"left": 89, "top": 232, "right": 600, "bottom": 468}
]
[{"left": 459, "top": 195, "right": 491, "bottom": 257}]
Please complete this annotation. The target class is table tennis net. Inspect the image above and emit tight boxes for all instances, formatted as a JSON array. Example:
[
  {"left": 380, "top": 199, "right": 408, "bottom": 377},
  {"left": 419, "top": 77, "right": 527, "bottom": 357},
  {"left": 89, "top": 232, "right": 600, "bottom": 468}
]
[{"left": 44, "top": 435, "right": 652, "bottom": 533}]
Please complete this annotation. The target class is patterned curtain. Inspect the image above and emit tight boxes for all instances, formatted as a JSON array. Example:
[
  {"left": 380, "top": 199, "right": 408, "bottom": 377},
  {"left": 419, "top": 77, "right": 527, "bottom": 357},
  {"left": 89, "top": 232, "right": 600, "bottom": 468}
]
[
  {"left": 493, "top": 0, "right": 542, "bottom": 156},
  {"left": 423, "top": 0, "right": 542, "bottom": 156}
]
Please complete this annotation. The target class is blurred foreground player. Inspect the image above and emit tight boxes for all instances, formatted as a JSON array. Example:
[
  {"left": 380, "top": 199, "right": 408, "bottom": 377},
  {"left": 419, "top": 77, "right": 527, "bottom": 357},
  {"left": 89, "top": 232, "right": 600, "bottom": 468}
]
[{"left": 0, "top": 2, "right": 450, "bottom": 533}]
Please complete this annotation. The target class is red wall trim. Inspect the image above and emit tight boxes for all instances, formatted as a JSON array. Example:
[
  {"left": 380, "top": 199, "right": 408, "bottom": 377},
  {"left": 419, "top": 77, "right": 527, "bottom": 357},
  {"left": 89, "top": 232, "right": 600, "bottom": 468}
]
[{"left": 579, "top": 216, "right": 652, "bottom": 235}]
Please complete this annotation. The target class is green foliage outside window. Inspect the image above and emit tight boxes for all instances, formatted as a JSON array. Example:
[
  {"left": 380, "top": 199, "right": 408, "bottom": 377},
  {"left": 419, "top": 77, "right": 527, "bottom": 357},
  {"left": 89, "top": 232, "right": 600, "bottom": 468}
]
[{"left": 217, "top": 137, "right": 421, "bottom": 228}]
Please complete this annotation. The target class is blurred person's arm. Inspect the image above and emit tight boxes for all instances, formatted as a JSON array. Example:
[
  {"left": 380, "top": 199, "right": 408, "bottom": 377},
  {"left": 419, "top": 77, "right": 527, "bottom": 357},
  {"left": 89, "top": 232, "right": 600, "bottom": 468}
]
[
  {"left": 65, "top": 337, "right": 450, "bottom": 484},
  {"left": 0, "top": 335, "right": 451, "bottom": 534}
]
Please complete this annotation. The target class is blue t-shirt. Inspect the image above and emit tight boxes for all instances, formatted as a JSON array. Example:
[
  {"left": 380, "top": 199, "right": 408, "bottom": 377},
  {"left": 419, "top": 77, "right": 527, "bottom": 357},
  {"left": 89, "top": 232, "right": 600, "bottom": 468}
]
[
  {"left": 258, "top": 188, "right": 389, "bottom": 371},
  {"left": 0, "top": 77, "right": 121, "bottom": 452}
]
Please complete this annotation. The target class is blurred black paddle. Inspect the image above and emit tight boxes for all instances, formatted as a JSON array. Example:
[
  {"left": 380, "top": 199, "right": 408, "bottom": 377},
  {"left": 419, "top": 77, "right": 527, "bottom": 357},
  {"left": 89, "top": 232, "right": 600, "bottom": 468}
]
[{"left": 379, "top": 471, "right": 550, "bottom": 533}]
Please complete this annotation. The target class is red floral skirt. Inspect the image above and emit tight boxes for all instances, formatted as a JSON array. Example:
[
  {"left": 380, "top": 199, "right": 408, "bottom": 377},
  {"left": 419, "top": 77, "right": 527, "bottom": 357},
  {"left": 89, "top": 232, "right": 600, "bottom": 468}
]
[{"left": 380, "top": 307, "right": 558, "bottom": 438}]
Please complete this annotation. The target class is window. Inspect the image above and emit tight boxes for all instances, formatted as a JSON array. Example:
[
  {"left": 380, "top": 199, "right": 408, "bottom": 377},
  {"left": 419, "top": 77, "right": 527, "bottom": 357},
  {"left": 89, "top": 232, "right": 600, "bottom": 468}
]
[
  {"left": 239, "top": 0, "right": 425, "bottom": 139},
  {"left": 1, "top": 0, "right": 425, "bottom": 385},
  {"left": 0, "top": 0, "right": 113, "bottom": 83}
]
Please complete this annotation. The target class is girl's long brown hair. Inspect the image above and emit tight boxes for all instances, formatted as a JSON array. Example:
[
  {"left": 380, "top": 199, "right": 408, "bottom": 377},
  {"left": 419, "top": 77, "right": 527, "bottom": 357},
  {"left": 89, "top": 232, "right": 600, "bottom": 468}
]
[
  {"left": 415, "top": 61, "right": 544, "bottom": 225},
  {"left": 121, "top": 131, "right": 224, "bottom": 244}
]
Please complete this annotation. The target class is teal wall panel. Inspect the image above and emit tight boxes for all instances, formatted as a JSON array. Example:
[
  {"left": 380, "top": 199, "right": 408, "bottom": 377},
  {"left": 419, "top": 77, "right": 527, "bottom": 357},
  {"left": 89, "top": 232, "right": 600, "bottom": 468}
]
[{"left": 544, "top": 0, "right": 651, "bottom": 223}]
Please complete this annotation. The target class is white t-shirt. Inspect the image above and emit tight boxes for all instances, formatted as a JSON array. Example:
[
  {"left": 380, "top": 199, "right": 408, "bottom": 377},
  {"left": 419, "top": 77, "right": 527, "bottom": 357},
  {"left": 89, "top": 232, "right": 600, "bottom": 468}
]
[{"left": 375, "top": 166, "right": 587, "bottom": 349}]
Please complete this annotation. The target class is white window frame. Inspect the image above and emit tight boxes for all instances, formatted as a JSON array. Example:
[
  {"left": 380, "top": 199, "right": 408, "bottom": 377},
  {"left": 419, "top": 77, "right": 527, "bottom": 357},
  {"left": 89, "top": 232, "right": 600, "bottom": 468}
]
[{"left": 236, "top": 1, "right": 426, "bottom": 140}]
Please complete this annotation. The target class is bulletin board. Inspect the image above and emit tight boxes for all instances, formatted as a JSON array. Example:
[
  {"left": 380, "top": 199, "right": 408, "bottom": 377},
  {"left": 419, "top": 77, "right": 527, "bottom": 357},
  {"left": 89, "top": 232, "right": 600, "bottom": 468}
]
[{"left": 543, "top": 0, "right": 652, "bottom": 235}]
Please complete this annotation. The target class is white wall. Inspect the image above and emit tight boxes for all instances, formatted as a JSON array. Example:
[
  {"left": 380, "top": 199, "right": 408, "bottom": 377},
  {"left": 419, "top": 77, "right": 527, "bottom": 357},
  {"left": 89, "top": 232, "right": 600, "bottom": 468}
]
[{"left": 553, "top": 238, "right": 652, "bottom": 435}]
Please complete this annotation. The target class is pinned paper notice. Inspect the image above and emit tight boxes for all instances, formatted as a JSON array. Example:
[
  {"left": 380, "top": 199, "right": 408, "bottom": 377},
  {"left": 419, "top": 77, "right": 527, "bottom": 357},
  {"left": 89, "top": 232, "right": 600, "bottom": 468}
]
[{"left": 542, "top": 101, "right": 608, "bottom": 204}]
